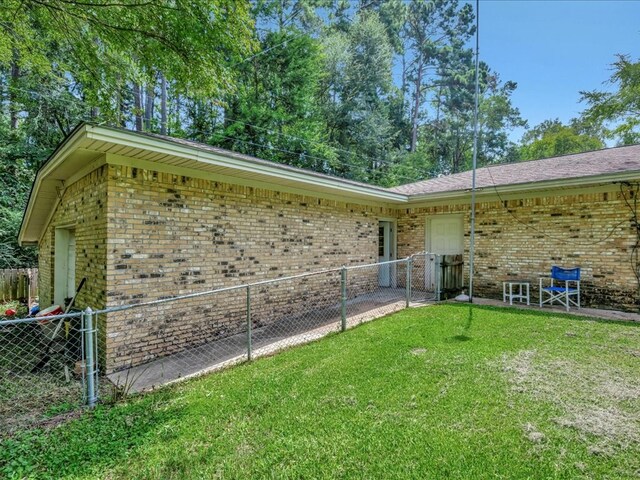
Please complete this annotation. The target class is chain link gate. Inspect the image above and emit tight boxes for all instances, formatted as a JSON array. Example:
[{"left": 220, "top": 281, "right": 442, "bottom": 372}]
[
  {"left": 1, "top": 253, "right": 446, "bottom": 430},
  {"left": 0, "top": 308, "right": 99, "bottom": 435}
]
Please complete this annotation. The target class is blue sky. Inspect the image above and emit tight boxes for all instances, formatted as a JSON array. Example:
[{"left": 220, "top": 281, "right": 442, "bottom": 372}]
[{"left": 479, "top": 0, "right": 640, "bottom": 142}]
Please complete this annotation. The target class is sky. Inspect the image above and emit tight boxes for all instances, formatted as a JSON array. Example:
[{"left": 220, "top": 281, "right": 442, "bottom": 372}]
[{"left": 478, "top": 0, "right": 640, "bottom": 142}]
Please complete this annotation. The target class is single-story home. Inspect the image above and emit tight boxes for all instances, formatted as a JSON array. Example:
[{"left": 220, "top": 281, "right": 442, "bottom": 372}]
[{"left": 18, "top": 123, "right": 640, "bottom": 372}]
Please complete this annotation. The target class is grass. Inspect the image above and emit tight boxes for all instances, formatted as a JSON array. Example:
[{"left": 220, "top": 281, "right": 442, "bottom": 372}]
[{"left": 1, "top": 304, "right": 639, "bottom": 479}]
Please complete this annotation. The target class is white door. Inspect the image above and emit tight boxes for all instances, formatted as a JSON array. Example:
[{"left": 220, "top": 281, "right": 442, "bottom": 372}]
[
  {"left": 427, "top": 216, "right": 463, "bottom": 288},
  {"left": 66, "top": 233, "right": 76, "bottom": 300},
  {"left": 54, "top": 228, "right": 76, "bottom": 306},
  {"left": 378, "top": 221, "right": 393, "bottom": 287}
]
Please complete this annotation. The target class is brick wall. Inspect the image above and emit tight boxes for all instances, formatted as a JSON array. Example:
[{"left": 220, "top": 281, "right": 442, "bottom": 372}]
[
  {"left": 38, "top": 165, "right": 108, "bottom": 311},
  {"left": 103, "top": 164, "right": 394, "bottom": 372},
  {"left": 37, "top": 161, "right": 639, "bottom": 374},
  {"left": 37, "top": 166, "right": 109, "bottom": 365},
  {"left": 397, "top": 184, "right": 638, "bottom": 310}
]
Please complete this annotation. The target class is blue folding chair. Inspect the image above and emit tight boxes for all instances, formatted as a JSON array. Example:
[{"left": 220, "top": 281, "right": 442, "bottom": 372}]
[{"left": 539, "top": 266, "right": 581, "bottom": 311}]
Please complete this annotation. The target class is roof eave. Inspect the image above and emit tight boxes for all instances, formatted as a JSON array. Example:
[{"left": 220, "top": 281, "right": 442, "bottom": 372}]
[
  {"left": 85, "top": 125, "right": 409, "bottom": 204},
  {"left": 18, "top": 124, "right": 90, "bottom": 246},
  {"left": 406, "top": 170, "right": 640, "bottom": 203}
]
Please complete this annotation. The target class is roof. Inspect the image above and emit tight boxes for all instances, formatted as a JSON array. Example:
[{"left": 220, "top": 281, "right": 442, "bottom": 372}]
[
  {"left": 18, "top": 123, "right": 407, "bottom": 245},
  {"left": 390, "top": 145, "right": 640, "bottom": 196},
  {"left": 135, "top": 130, "right": 393, "bottom": 195},
  {"left": 18, "top": 123, "right": 640, "bottom": 245}
]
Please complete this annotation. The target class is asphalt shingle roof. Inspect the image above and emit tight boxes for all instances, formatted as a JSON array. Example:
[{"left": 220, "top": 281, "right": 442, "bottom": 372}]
[{"left": 389, "top": 145, "right": 640, "bottom": 196}]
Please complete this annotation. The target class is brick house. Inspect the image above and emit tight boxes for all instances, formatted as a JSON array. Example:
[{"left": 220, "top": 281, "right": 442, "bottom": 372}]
[{"left": 18, "top": 124, "right": 640, "bottom": 372}]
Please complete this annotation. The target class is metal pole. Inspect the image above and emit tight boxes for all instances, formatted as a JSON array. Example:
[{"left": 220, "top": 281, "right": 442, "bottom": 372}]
[
  {"left": 469, "top": 0, "right": 480, "bottom": 303},
  {"left": 436, "top": 255, "right": 442, "bottom": 301},
  {"left": 340, "top": 267, "right": 347, "bottom": 332},
  {"left": 83, "top": 307, "right": 97, "bottom": 408},
  {"left": 246, "top": 286, "right": 252, "bottom": 361},
  {"left": 406, "top": 256, "right": 412, "bottom": 308}
]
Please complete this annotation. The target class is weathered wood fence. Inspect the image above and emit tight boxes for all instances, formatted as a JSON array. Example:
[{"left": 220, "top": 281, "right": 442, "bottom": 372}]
[
  {"left": 0, "top": 268, "right": 38, "bottom": 302},
  {"left": 439, "top": 254, "right": 464, "bottom": 298}
]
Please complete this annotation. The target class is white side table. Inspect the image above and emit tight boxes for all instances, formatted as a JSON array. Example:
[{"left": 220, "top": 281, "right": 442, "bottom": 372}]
[{"left": 502, "top": 280, "right": 530, "bottom": 305}]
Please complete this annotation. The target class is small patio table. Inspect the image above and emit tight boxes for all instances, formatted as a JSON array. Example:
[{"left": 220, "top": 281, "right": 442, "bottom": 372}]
[{"left": 502, "top": 280, "right": 530, "bottom": 306}]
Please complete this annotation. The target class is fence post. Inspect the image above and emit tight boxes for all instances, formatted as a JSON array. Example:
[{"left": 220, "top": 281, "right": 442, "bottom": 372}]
[
  {"left": 246, "top": 285, "right": 252, "bottom": 361},
  {"left": 406, "top": 256, "right": 412, "bottom": 308},
  {"left": 340, "top": 266, "right": 347, "bottom": 332},
  {"left": 83, "top": 307, "right": 97, "bottom": 408},
  {"left": 436, "top": 255, "right": 442, "bottom": 302}
]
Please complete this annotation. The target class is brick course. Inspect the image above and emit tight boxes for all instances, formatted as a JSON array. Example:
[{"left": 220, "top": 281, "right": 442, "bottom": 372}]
[
  {"left": 103, "top": 164, "right": 393, "bottom": 372},
  {"left": 38, "top": 161, "right": 640, "bottom": 374},
  {"left": 397, "top": 184, "right": 639, "bottom": 310}
]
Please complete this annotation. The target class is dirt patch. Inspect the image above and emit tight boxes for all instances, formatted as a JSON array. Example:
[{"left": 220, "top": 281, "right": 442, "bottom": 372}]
[
  {"left": 523, "top": 423, "right": 546, "bottom": 443},
  {"left": 500, "top": 350, "right": 640, "bottom": 447},
  {"left": 410, "top": 348, "right": 427, "bottom": 356}
]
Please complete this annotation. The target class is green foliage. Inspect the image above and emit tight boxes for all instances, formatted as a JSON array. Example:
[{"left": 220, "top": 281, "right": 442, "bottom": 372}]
[
  {"left": 581, "top": 54, "right": 640, "bottom": 145},
  {"left": 519, "top": 119, "right": 605, "bottom": 161},
  {"left": 321, "top": 12, "right": 397, "bottom": 183},
  {"left": 1, "top": 305, "right": 638, "bottom": 478},
  {"left": 1, "top": 0, "right": 255, "bottom": 110},
  {"left": 0, "top": 121, "right": 38, "bottom": 267},
  {"left": 217, "top": 29, "right": 338, "bottom": 172},
  {"left": 0, "top": 0, "right": 255, "bottom": 267}
]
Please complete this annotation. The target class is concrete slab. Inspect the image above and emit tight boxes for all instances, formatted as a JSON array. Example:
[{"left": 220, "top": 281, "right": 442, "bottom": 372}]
[
  {"left": 465, "top": 297, "right": 640, "bottom": 322},
  {"left": 107, "top": 288, "right": 435, "bottom": 393}
]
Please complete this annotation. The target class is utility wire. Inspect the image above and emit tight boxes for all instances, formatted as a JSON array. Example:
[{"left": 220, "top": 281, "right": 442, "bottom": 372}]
[
  {"left": 484, "top": 163, "right": 628, "bottom": 247},
  {"left": 3, "top": 84, "right": 423, "bottom": 184}
]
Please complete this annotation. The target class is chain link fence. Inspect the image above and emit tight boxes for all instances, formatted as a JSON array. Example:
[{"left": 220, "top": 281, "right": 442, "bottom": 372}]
[
  {"left": 1, "top": 253, "right": 452, "bottom": 432},
  {"left": 0, "top": 310, "right": 97, "bottom": 436}
]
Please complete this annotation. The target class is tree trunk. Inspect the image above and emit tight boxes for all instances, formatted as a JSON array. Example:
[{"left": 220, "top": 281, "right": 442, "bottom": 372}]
[
  {"left": 160, "top": 74, "right": 167, "bottom": 135},
  {"left": 9, "top": 51, "right": 20, "bottom": 130},
  {"left": 453, "top": 130, "right": 461, "bottom": 173},
  {"left": 410, "top": 61, "right": 423, "bottom": 153},
  {"left": 133, "top": 83, "right": 143, "bottom": 131},
  {"left": 144, "top": 80, "right": 155, "bottom": 131},
  {"left": 401, "top": 51, "right": 407, "bottom": 113}
]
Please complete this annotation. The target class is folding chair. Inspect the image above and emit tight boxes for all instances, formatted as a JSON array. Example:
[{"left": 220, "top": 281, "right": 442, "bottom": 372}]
[{"left": 539, "top": 266, "right": 581, "bottom": 311}]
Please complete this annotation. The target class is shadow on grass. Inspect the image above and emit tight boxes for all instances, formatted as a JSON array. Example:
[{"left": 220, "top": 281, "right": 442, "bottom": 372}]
[
  {"left": 446, "top": 304, "right": 474, "bottom": 342},
  {"left": 443, "top": 301, "right": 640, "bottom": 328}
]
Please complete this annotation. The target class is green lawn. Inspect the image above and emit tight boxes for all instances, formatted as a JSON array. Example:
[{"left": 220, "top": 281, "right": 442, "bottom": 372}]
[{"left": 1, "top": 304, "right": 639, "bottom": 479}]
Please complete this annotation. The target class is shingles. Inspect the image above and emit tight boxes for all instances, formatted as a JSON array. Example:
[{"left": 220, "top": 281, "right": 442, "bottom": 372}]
[
  {"left": 389, "top": 145, "right": 640, "bottom": 196},
  {"left": 138, "top": 131, "right": 392, "bottom": 193},
  {"left": 121, "top": 127, "right": 640, "bottom": 198}
]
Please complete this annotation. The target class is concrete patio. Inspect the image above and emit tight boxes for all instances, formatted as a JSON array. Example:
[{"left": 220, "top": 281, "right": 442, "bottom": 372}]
[
  {"left": 107, "top": 288, "right": 436, "bottom": 392},
  {"left": 470, "top": 297, "right": 640, "bottom": 322}
]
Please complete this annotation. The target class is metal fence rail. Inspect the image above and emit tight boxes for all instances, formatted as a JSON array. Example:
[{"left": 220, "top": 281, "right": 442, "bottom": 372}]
[
  {"left": 0, "top": 309, "right": 96, "bottom": 436},
  {"left": 0, "top": 253, "right": 454, "bottom": 432}
]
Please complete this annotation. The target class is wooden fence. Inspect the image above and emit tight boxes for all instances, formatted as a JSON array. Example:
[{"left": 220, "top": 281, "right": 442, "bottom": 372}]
[
  {"left": 0, "top": 268, "right": 38, "bottom": 303},
  {"left": 440, "top": 255, "right": 464, "bottom": 298}
]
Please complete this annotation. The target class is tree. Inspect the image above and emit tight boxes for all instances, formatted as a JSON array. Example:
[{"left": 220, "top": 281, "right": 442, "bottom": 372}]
[
  {"left": 216, "top": 29, "right": 337, "bottom": 172},
  {"left": 403, "top": 0, "right": 475, "bottom": 153},
  {"left": 519, "top": 119, "right": 604, "bottom": 161},
  {"left": 580, "top": 54, "right": 640, "bottom": 145},
  {"left": 321, "top": 12, "right": 397, "bottom": 182},
  {"left": 1, "top": 0, "right": 255, "bottom": 125},
  {"left": 428, "top": 61, "right": 525, "bottom": 174}
]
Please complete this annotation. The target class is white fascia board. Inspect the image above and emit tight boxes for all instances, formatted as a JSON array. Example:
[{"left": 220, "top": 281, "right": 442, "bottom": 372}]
[
  {"left": 86, "top": 125, "right": 408, "bottom": 204},
  {"left": 406, "top": 171, "right": 640, "bottom": 204},
  {"left": 18, "top": 125, "right": 90, "bottom": 245}
]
